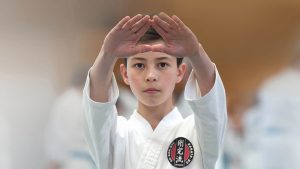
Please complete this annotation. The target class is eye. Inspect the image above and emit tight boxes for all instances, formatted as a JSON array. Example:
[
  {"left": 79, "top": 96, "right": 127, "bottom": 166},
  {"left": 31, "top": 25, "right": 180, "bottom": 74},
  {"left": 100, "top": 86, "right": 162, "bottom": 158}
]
[
  {"left": 134, "top": 63, "right": 145, "bottom": 69},
  {"left": 158, "top": 62, "right": 169, "bottom": 69}
]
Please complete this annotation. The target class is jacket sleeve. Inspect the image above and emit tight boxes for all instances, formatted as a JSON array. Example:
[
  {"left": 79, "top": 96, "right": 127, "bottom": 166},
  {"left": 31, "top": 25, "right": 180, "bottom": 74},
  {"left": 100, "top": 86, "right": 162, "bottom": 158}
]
[
  {"left": 82, "top": 70, "right": 119, "bottom": 169},
  {"left": 184, "top": 65, "right": 227, "bottom": 169}
]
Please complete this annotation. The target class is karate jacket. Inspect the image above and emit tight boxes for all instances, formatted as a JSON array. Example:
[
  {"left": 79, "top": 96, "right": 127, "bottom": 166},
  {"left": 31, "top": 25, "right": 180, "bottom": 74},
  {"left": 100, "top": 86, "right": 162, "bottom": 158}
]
[{"left": 83, "top": 67, "right": 227, "bottom": 169}]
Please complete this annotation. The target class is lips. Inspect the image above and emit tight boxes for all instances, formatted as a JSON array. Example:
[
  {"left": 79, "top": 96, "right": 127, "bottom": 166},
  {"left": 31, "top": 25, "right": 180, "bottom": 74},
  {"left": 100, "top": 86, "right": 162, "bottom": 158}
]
[{"left": 144, "top": 88, "right": 160, "bottom": 94}]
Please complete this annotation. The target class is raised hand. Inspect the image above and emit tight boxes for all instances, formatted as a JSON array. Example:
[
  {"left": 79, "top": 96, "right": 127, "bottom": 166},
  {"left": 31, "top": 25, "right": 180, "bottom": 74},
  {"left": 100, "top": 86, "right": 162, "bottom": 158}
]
[
  {"left": 150, "top": 12, "right": 201, "bottom": 58},
  {"left": 102, "top": 14, "right": 152, "bottom": 58}
]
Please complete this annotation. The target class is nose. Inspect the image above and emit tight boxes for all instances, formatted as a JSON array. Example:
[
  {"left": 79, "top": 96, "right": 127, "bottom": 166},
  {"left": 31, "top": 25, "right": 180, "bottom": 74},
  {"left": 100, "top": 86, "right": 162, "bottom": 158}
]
[{"left": 145, "top": 67, "right": 158, "bottom": 82}]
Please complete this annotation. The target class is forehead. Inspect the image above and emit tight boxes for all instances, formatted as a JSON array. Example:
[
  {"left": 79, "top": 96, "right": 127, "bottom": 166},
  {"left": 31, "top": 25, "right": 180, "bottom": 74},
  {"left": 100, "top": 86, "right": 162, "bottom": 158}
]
[
  {"left": 128, "top": 40, "right": 176, "bottom": 62},
  {"left": 128, "top": 51, "right": 176, "bottom": 62}
]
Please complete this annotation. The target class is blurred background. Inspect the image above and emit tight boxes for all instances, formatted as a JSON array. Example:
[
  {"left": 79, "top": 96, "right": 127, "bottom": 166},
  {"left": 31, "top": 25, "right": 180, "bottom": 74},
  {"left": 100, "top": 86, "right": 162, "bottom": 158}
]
[{"left": 1, "top": 0, "right": 300, "bottom": 169}]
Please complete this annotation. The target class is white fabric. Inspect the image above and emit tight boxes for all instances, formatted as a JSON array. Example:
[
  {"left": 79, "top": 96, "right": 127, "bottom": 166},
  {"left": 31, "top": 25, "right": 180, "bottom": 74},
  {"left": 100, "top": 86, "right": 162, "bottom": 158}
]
[
  {"left": 242, "top": 68, "right": 300, "bottom": 169},
  {"left": 176, "top": 92, "right": 194, "bottom": 118},
  {"left": 0, "top": 117, "right": 11, "bottom": 169},
  {"left": 83, "top": 68, "right": 227, "bottom": 169},
  {"left": 45, "top": 88, "right": 93, "bottom": 169},
  {"left": 117, "top": 87, "right": 137, "bottom": 118}
]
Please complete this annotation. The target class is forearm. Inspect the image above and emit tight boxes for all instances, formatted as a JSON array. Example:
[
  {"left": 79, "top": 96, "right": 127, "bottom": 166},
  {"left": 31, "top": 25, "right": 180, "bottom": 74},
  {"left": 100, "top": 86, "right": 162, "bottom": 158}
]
[
  {"left": 90, "top": 49, "right": 117, "bottom": 102},
  {"left": 185, "top": 68, "right": 227, "bottom": 169},
  {"left": 189, "top": 44, "right": 215, "bottom": 96},
  {"left": 83, "top": 81, "right": 119, "bottom": 168}
]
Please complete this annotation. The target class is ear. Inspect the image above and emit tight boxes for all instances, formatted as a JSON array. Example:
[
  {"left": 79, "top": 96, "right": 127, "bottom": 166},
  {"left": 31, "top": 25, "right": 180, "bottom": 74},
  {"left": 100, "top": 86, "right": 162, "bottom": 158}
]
[
  {"left": 176, "top": 63, "right": 186, "bottom": 83},
  {"left": 120, "top": 64, "right": 130, "bottom": 85}
]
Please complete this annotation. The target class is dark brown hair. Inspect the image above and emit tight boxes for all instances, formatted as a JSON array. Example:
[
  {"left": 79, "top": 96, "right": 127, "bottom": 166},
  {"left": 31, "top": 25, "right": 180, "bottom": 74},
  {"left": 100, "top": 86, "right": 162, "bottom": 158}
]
[{"left": 124, "top": 26, "right": 183, "bottom": 66}]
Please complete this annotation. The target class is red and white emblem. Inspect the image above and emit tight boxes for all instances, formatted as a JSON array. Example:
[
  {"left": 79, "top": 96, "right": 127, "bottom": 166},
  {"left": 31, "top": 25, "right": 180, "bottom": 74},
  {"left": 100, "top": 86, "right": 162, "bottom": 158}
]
[{"left": 167, "top": 137, "right": 194, "bottom": 168}]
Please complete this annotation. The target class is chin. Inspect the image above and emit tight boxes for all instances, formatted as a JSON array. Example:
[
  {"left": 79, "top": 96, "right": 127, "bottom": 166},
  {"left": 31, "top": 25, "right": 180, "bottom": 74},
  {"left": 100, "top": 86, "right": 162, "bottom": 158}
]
[
  {"left": 134, "top": 92, "right": 172, "bottom": 108},
  {"left": 140, "top": 100, "right": 163, "bottom": 107},
  {"left": 139, "top": 97, "right": 169, "bottom": 108}
]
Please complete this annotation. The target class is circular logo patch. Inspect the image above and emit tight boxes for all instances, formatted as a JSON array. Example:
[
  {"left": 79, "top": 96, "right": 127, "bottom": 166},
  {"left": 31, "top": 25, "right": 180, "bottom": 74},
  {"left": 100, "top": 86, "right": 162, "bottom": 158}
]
[{"left": 167, "top": 137, "right": 194, "bottom": 168}]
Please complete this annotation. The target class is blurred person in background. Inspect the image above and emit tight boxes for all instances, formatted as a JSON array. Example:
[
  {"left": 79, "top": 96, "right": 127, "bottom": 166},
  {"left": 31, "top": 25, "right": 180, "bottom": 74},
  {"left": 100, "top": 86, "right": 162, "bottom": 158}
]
[
  {"left": 241, "top": 50, "right": 300, "bottom": 169},
  {"left": 116, "top": 86, "right": 137, "bottom": 119},
  {"left": 0, "top": 116, "right": 11, "bottom": 169},
  {"left": 217, "top": 93, "right": 256, "bottom": 169},
  {"left": 241, "top": 98, "right": 261, "bottom": 169},
  {"left": 176, "top": 58, "right": 193, "bottom": 118},
  {"left": 44, "top": 65, "right": 95, "bottom": 169}
]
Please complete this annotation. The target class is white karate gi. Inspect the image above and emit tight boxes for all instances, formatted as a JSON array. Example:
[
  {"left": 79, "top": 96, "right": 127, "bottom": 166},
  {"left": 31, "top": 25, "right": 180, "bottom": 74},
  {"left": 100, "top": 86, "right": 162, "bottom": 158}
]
[
  {"left": 45, "top": 88, "right": 94, "bottom": 169},
  {"left": 242, "top": 67, "right": 300, "bottom": 169},
  {"left": 83, "top": 67, "right": 227, "bottom": 169},
  {"left": 0, "top": 117, "right": 11, "bottom": 169}
]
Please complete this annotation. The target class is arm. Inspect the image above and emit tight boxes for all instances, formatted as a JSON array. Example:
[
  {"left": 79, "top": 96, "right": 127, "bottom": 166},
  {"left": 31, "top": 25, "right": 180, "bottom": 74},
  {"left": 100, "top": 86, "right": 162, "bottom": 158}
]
[
  {"left": 83, "top": 14, "right": 152, "bottom": 168},
  {"left": 185, "top": 68, "right": 227, "bottom": 169},
  {"left": 90, "top": 14, "right": 152, "bottom": 102},
  {"left": 151, "top": 12, "right": 215, "bottom": 96},
  {"left": 151, "top": 12, "right": 227, "bottom": 168}
]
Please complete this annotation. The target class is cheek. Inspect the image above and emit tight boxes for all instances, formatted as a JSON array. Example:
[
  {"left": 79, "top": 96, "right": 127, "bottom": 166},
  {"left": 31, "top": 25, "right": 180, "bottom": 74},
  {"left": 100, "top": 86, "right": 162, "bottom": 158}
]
[
  {"left": 161, "top": 71, "right": 178, "bottom": 86},
  {"left": 128, "top": 72, "right": 142, "bottom": 89}
]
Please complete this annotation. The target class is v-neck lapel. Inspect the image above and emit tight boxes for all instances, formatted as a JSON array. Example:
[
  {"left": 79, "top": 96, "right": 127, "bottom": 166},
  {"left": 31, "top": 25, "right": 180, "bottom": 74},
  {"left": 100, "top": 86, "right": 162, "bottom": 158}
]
[
  {"left": 129, "top": 107, "right": 183, "bottom": 138},
  {"left": 152, "top": 107, "right": 183, "bottom": 139},
  {"left": 131, "top": 107, "right": 183, "bottom": 169}
]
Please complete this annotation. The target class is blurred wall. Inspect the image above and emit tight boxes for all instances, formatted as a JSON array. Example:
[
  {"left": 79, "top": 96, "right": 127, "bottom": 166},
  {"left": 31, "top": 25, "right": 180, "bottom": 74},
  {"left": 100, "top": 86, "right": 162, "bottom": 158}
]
[
  {"left": 0, "top": 0, "right": 121, "bottom": 168},
  {"left": 0, "top": 0, "right": 300, "bottom": 169}
]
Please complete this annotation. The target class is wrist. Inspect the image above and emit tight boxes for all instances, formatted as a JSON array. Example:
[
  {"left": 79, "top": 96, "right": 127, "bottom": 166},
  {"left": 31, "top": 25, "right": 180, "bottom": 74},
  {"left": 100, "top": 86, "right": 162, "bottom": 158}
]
[
  {"left": 98, "top": 47, "right": 118, "bottom": 63},
  {"left": 188, "top": 44, "right": 214, "bottom": 75},
  {"left": 91, "top": 49, "right": 117, "bottom": 79},
  {"left": 188, "top": 45, "right": 207, "bottom": 63}
]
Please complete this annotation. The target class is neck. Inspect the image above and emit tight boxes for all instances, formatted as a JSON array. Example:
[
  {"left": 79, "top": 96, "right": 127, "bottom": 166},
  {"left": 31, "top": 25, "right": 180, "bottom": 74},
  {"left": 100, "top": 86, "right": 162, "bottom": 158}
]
[{"left": 137, "top": 98, "right": 174, "bottom": 130}]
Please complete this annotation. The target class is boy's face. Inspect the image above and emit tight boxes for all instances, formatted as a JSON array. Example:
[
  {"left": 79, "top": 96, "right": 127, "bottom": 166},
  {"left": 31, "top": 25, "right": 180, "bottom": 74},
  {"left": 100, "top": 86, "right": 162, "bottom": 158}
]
[{"left": 120, "top": 42, "right": 186, "bottom": 108}]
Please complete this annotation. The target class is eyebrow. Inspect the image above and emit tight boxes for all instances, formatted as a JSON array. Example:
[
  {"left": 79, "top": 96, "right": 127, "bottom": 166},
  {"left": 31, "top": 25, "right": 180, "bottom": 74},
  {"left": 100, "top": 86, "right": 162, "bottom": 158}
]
[
  {"left": 131, "top": 57, "right": 146, "bottom": 61},
  {"left": 131, "top": 56, "right": 171, "bottom": 61},
  {"left": 156, "top": 57, "right": 171, "bottom": 61}
]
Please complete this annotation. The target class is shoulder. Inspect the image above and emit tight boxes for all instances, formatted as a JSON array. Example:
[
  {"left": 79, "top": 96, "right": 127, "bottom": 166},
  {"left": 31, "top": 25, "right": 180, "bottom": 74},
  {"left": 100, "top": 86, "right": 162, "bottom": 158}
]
[
  {"left": 259, "top": 68, "right": 300, "bottom": 98},
  {"left": 116, "top": 116, "right": 129, "bottom": 136},
  {"left": 176, "top": 115, "right": 196, "bottom": 133}
]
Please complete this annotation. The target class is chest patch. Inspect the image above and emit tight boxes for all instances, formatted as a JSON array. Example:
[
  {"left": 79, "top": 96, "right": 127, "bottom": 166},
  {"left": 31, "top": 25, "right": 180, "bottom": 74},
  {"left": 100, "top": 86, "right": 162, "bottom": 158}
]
[{"left": 167, "top": 137, "right": 194, "bottom": 168}]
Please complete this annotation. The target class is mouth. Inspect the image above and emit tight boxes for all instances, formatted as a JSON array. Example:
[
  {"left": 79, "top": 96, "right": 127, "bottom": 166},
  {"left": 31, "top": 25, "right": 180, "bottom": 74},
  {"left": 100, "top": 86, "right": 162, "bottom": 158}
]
[{"left": 144, "top": 88, "right": 160, "bottom": 94}]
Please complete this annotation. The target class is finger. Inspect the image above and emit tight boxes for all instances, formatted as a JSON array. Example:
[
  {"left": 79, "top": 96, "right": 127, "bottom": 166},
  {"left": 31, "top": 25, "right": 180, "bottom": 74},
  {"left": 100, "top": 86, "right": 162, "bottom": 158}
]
[
  {"left": 115, "top": 16, "right": 131, "bottom": 30},
  {"left": 153, "top": 15, "right": 171, "bottom": 33},
  {"left": 150, "top": 21, "right": 168, "bottom": 42},
  {"left": 131, "top": 15, "right": 150, "bottom": 33},
  {"left": 159, "top": 12, "right": 179, "bottom": 30},
  {"left": 151, "top": 44, "right": 174, "bottom": 56},
  {"left": 151, "top": 44, "right": 173, "bottom": 55},
  {"left": 122, "top": 14, "right": 143, "bottom": 30},
  {"left": 135, "top": 44, "right": 152, "bottom": 54},
  {"left": 151, "top": 43, "right": 165, "bottom": 53},
  {"left": 171, "top": 15, "right": 186, "bottom": 29},
  {"left": 134, "top": 20, "right": 151, "bottom": 40}
]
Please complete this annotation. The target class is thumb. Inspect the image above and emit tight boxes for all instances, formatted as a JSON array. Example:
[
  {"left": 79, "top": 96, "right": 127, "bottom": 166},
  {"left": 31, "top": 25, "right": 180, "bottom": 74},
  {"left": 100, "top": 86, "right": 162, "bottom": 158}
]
[
  {"left": 135, "top": 44, "right": 152, "bottom": 54},
  {"left": 151, "top": 44, "right": 166, "bottom": 53}
]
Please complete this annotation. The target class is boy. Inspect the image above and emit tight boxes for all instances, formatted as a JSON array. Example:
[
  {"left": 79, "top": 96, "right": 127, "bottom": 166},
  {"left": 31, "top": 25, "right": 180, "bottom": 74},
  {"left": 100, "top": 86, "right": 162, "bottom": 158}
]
[{"left": 83, "top": 12, "right": 227, "bottom": 169}]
